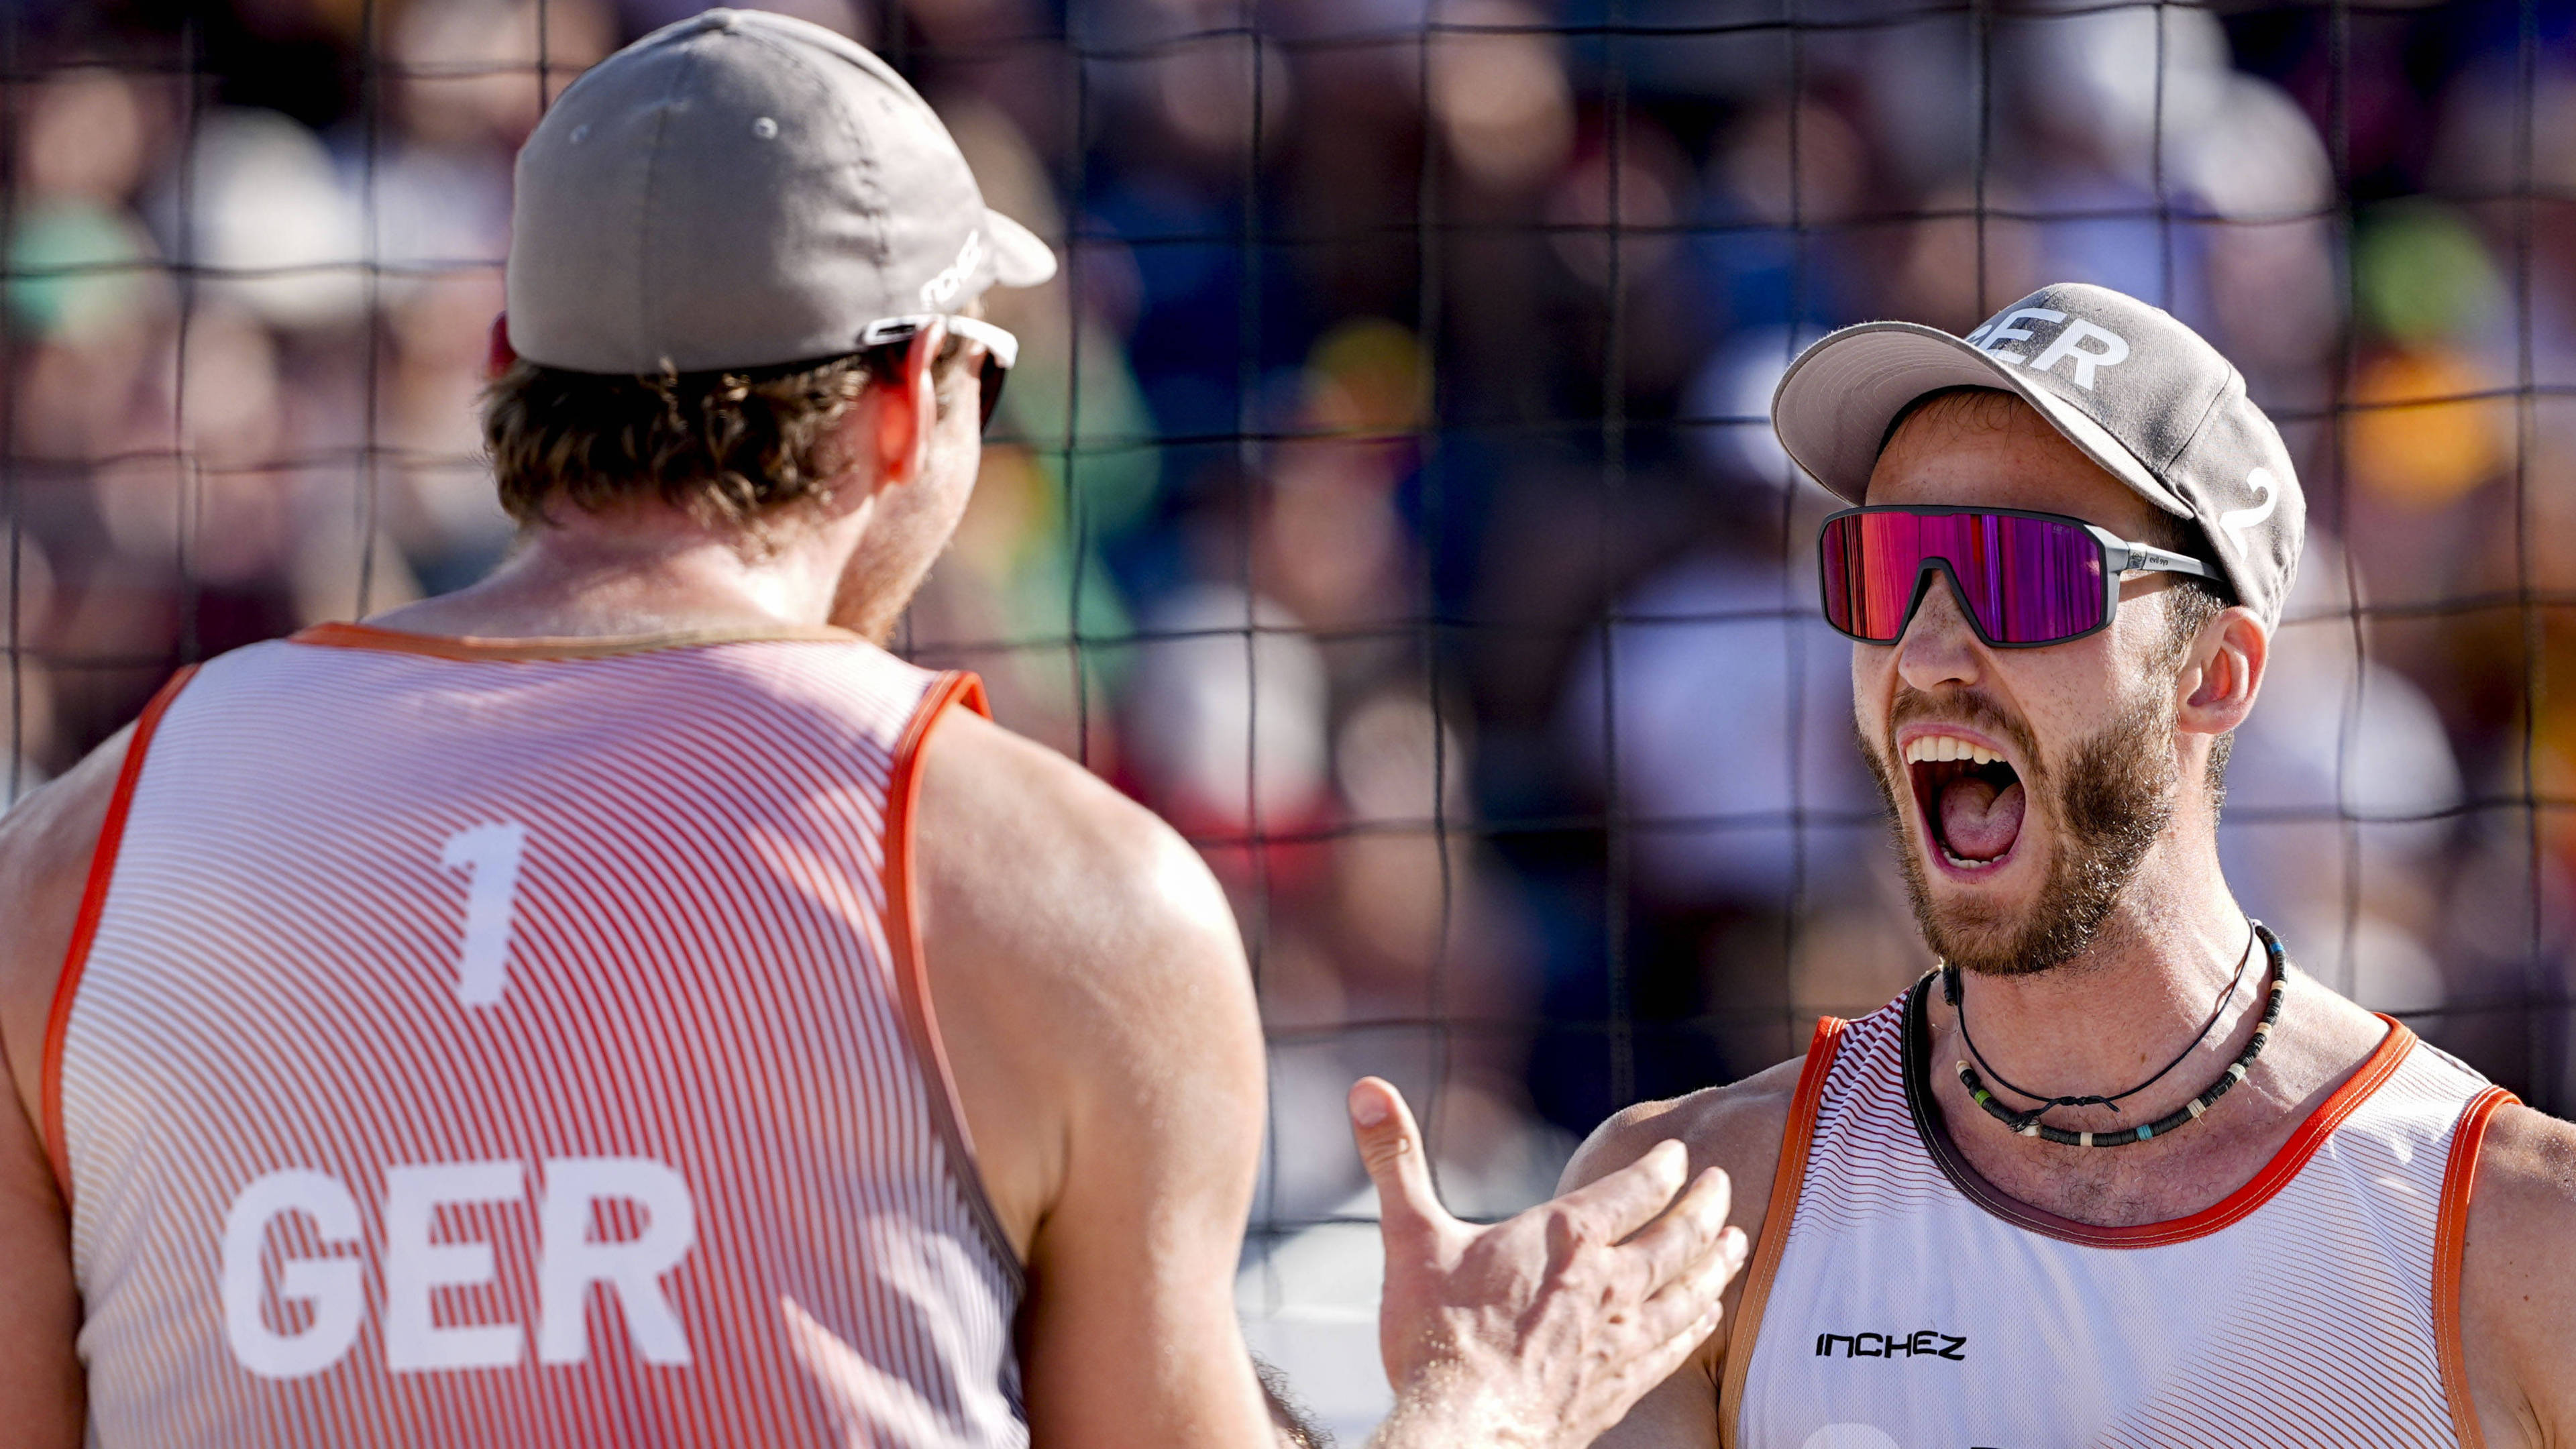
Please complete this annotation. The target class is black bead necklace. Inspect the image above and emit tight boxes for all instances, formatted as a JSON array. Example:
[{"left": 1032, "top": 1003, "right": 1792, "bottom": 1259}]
[{"left": 1943, "top": 920, "right": 2288, "bottom": 1148}]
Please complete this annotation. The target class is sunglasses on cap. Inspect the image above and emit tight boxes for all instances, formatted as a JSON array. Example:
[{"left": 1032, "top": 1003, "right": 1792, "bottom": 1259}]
[
  {"left": 858, "top": 314, "right": 1019, "bottom": 434},
  {"left": 1819, "top": 504, "right": 2222, "bottom": 648}
]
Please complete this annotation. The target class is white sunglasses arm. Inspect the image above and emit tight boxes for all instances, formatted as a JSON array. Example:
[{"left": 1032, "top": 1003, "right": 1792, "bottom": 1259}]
[{"left": 2114, "top": 540, "right": 2220, "bottom": 582}]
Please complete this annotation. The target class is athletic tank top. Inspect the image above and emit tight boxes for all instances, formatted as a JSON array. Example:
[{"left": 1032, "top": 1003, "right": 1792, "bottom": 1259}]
[
  {"left": 43, "top": 623, "right": 1026, "bottom": 1448},
  {"left": 1722, "top": 976, "right": 2516, "bottom": 1449}
]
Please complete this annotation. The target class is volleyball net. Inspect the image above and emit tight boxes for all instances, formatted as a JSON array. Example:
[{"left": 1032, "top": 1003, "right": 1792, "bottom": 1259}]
[{"left": 7, "top": 4, "right": 2572, "bottom": 1428}]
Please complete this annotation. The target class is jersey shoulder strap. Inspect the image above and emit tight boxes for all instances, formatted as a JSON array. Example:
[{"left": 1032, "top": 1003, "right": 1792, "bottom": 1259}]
[{"left": 1716, "top": 1009, "right": 1850, "bottom": 1448}]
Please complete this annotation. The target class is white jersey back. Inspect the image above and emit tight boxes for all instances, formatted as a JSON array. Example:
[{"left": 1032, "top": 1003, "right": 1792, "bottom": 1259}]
[
  {"left": 46, "top": 625, "right": 1026, "bottom": 1448},
  {"left": 1723, "top": 977, "right": 2512, "bottom": 1449}
]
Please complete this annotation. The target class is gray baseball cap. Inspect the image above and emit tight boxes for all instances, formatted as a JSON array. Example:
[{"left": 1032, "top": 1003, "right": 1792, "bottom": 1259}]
[
  {"left": 506, "top": 8, "right": 1056, "bottom": 376},
  {"left": 1772, "top": 282, "right": 2302, "bottom": 629}
]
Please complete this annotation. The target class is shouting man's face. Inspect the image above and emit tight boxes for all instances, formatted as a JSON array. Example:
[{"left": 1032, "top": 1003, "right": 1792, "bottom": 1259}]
[{"left": 1852, "top": 394, "right": 2216, "bottom": 978}]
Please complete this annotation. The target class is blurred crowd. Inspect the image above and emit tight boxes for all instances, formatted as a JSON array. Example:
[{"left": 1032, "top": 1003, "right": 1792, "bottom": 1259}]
[{"left": 11, "top": 2, "right": 2576, "bottom": 1375}]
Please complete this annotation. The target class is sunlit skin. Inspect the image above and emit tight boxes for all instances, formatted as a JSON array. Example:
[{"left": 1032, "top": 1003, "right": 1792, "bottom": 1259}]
[
  {"left": 1562, "top": 394, "right": 2576, "bottom": 1448},
  {"left": 0, "top": 325, "right": 1747, "bottom": 1449}
]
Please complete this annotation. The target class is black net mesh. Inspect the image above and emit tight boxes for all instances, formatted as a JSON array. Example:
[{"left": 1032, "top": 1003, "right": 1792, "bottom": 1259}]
[{"left": 6, "top": 0, "right": 2569, "bottom": 1432}]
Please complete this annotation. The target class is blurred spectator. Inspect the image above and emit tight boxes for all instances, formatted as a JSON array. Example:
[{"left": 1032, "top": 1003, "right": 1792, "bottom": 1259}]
[{"left": 1123, "top": 581, "right": 1332, "bottom": 861}]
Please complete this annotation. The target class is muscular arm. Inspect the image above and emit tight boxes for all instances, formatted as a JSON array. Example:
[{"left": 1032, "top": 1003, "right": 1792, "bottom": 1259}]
[
  {"left": 0, "top": 727, "right": 131, "bottom": 1449},
  {"left": 2461, "top": 1104, "right": 2576, "bottom": 1449},
  {"left": 1554, "top": 1059, "right": 1801, "bottom": 1449},
  {"left": 913, "top": 707, "right": 1273, "bottom": 1447}
]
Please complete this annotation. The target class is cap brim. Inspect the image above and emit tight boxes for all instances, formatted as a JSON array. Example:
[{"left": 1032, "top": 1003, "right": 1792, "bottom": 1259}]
[
  {"left": 984, "top": 208, "right": 1057, "bottom": 289},
  {"left": 1771, "top": 321, "right": 2189, "bottom": 518}
]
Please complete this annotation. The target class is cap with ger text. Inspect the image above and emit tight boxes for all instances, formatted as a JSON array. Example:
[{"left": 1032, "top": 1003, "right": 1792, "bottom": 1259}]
[
  {"left": 1770, "top": 283, "right": 2303, "bottom": 630},
  {"left": 507, "top": 9, "right": 1056, "bottom": 376}
]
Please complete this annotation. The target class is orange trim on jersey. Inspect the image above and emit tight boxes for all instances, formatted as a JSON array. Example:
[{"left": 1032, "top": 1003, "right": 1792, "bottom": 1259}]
[
  {"left": 1717, "top": 1014, "right": 1847, "bottom": 1449},
  {"left": 2434, "top": 1084, "right": 2517, "bottom": 1449},
  {"left": 290, "top": 620, "right": 861, "bottom": 661},
  {"left": 1917, "top": 1005, "right": 2423, "bottom": 1251},
  {"left": 2058, "top": 1014, "right": 2416, "bottom": 1249},
  {"left": 881, "top": 671, "right": 1024, "bottom": 1282},
  {"left": 40, "top": 665, "right": 199, "bottom": 1197}
]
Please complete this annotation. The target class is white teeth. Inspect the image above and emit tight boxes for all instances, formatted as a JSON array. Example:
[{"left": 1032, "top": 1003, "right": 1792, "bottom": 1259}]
[{"left": 1902, "top": 734, "right": 2003, "bottom": 767}]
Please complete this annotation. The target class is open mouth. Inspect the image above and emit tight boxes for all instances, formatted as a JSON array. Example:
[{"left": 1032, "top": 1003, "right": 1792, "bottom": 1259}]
[{"left": 1902, "top": 733, "right": 2026, "bottom": 871}]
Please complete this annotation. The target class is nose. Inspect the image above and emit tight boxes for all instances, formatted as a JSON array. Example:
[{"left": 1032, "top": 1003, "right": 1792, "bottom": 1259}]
[{"left": 1894, "top": 566, "right": 1984, "bottom": 694}]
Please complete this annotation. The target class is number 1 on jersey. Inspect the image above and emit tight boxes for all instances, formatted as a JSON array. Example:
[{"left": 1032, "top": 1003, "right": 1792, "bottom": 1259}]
[{"left": 441, "top": 822, "right": 529, "bottom": 1006}]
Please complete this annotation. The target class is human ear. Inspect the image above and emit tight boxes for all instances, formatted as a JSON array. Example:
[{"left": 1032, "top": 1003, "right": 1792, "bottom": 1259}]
[
  {"left": 2176, "top": 605, "right": 2267, "bottom": 739},
  {"left": 869, "top": 325, "right": 941, "bottom": 489}
]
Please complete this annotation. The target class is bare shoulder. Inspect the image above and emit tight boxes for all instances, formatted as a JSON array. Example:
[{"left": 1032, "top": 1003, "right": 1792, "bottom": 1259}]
[
  {"left": 908, "top": 704, "right": 1262, "bottom": 1257},
  {"left": 2462, "top": 1102, "right": 2576, "bottom": 1274},
  {"left": 2468, "top": 1102, "right": 2576, "bottom": 1197},
  {"left": 911, "top": 704, "right": 1246, "bottom": 994},
  {"left": 2461, "top": 1103, "right": 2576, "bottom": 1448},
  {"left": 1561, "top": 1055, "right": 1807, "bottom": 1211},
  {"left": 1560, "top": 1059, "right": 1807, "bottom": 1326},
  {"left": 0, "top": 728, "right": 133, "bottom": 1122}
]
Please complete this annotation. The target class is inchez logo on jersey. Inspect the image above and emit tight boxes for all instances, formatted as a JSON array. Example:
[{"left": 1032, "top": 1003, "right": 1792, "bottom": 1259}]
[{"left": 1815, "top": 1329, "right": 1968, "bottom": 1360}]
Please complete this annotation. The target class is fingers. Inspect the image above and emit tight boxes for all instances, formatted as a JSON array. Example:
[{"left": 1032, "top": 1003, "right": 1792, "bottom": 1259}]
[
  {"left": 1606, "top": 1284, "right": 1731, "bottom": 1423},
  {"left": 1554, "top": 1222, "right": 1750, "bottom": 1443},
  {"left": 1350, "top": 1077, "right": 1449, "bottom": 1238},
  {"left": 1633, "top": 1221, "right": 1750, "bottom": 1353},
  {"left": 1616, "top": 1165, "right": 1735, "bottom": 1289},
  {"left": 1551, "top": 1137, "right": 1691, "bottom": 1243}
]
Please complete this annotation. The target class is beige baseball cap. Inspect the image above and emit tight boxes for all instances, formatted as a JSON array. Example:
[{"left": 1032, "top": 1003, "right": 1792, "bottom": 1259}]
[{"left": 506, "top": 8, "right": 1056, "bottom": 375}]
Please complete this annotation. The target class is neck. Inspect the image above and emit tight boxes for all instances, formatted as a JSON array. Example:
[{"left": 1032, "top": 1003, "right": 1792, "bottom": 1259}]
[
  {"left": 370, "top": 498, "right": 875, "bottom": 640},
  {"left": 1935, "top": 828, "right": 2261, "bottom": 1130}
]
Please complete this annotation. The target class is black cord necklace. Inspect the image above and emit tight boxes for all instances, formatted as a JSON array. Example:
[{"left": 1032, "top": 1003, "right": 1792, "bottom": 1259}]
[{"left": 1942, "top": 920, "right": 2288, "bottom": 1148}]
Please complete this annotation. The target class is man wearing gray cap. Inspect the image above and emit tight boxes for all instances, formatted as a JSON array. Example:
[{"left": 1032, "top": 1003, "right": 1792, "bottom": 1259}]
[
  {"left": 0, "top": 11, "right": 1744, "bottom": 1449},
  {"left": 1568, "top": 282, "right": 2576, "bottom": 1448}
]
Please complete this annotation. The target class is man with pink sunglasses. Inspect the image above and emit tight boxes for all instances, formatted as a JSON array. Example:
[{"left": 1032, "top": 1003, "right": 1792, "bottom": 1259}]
[{"left": 1574, "top": 282, "right": 2576, "bottom": 1448}]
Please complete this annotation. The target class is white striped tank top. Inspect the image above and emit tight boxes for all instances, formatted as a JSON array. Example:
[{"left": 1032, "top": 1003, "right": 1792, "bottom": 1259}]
[
  {"left": 44, "top": 623, "right": 1026, "bottom": 1448},
  {"left": 1721, "top": 975, "right": 2514, "bottom": 1449}
]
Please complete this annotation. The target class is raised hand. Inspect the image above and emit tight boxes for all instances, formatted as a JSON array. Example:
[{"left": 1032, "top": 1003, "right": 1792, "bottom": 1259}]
[{"left": 1350, "top": 1077, "right": 1746, "bottom": 1449}]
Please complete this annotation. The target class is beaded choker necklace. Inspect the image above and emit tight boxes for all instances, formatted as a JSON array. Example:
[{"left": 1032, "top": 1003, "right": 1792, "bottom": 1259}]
[{"left": 1943, "top": 921, "right": 2288, "bottom": 1148}]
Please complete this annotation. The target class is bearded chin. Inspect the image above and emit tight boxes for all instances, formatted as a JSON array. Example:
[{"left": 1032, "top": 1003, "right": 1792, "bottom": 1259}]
[{"left": 1874, "top": 692, "right": 2179, "bottom": 979}]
